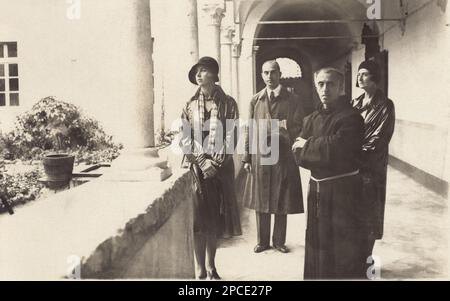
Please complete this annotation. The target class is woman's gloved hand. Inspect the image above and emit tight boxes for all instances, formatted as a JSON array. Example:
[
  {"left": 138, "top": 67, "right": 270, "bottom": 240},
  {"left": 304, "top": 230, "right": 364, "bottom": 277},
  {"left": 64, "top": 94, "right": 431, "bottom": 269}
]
[
  {"left": 197, "top": 154, "right": 218, "bottom": 179},
  {"left": 212, "top": 152, "right": 226, "bottom": 167}
]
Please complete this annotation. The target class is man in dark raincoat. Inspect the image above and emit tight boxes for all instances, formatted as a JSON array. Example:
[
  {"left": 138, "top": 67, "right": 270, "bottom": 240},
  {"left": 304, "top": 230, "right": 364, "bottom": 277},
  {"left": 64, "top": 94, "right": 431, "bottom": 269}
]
[
  {"left": 352, "top": 60, "right": 395, "bottom": 263},
  {"left": 293, "top": 67, "right": 367, "bottom": 279},
  {"left": 243, "top": 60, "right": 305, "bottom": 254}
]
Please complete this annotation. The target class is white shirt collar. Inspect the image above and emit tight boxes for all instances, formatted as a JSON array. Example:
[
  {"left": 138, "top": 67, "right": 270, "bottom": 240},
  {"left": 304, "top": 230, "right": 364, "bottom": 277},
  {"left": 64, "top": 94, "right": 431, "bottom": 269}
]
[{"left": 266, "top": 84, "right": 282, "bottom": 98}]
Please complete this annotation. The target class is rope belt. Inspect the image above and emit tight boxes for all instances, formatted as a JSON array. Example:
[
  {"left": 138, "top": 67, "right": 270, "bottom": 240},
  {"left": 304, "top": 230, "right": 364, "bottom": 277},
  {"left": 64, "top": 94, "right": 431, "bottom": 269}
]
[{"left": 310, "top": 170, "right": 359, "bottom": 218}]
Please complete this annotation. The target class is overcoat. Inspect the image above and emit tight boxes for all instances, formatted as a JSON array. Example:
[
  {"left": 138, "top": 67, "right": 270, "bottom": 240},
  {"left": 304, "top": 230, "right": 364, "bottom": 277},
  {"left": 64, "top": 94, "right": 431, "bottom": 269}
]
[
  {"left": 243, "top": 86, "right": 304, "bottom": 215},
  {"left": 180, "top": 85, "right": 241, "bottom": 237},
  {"left": 352, "top": 89, "right": 395, "bottom": 240}
]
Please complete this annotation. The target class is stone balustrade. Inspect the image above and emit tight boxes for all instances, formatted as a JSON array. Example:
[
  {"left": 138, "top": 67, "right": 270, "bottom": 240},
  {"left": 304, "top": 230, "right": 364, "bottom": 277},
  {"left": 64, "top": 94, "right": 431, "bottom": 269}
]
[{"left": 0, "top": 148, "right": 195, "bottom": 280}]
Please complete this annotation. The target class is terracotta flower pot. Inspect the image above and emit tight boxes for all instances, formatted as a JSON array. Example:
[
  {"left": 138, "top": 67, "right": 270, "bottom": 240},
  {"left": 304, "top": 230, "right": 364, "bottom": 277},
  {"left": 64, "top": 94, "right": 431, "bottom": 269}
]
[{"left": 42, "top": 154, "right": 75, "bottom": 187}]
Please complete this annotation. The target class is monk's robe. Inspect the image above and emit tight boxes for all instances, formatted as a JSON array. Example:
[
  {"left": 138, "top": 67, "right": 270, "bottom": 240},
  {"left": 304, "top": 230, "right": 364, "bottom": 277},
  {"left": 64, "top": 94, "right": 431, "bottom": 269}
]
[{"left": 294, "top": 96, "right": 369, "bottom": 280}]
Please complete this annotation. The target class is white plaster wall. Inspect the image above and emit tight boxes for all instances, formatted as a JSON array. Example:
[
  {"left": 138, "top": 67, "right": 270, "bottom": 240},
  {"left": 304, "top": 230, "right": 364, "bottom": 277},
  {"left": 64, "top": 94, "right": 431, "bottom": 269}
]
[
  {"left": 150, "top": 0, "right": 199, "bottom": 134},
  {"left": 381, "top": 2, "right": 450, "bottom": 181},
  {"left": 351, "top": 46, "right": 366, "bottom": 99},
  {"left": 0, "top": 0, "right": 153, "bottom": 147}
]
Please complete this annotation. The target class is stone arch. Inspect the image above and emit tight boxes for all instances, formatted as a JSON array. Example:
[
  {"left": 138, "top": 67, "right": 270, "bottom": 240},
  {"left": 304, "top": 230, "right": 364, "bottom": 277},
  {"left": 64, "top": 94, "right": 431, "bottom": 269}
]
[{"left": 238, "top": 0, "right": 381, "bottom": 111}]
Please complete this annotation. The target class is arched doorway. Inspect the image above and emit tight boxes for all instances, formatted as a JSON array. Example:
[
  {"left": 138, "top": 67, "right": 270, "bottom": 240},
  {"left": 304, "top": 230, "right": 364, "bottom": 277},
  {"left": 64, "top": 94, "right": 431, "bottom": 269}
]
[
  {"left": 239, "top": 0, "right": 380, "bottom": 112},
  {"left": 276, "top": 57, "right": 306, "bottom": 103}
]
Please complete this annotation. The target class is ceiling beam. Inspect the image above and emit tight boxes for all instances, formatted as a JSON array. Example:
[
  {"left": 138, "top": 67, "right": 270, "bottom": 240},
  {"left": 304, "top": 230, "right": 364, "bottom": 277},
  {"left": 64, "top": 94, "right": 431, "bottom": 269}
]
[
  {"left": 258, "top": 19, "right": 401, "bottom": 25},
  {"left": 253, "top": 35, "right": 378, "bottom": 41}
]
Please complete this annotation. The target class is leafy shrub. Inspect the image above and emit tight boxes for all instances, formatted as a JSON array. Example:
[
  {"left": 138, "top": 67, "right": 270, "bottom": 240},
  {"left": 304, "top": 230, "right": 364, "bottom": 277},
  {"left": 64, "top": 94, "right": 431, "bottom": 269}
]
[
  {"left": 0, "top": 97, "right": 126, "bottom": 214},
  {"left": 0, "top": 169, "right": 44, "bottom": 214},
  {"left": 0, "top": 132, "right": 16, "bottom": 160},
  {"left": 71, "top": 145, "right": 123, "bottom": 165},
  {"left": 3, "top": 96, "right": 123, "bottom": 163}
]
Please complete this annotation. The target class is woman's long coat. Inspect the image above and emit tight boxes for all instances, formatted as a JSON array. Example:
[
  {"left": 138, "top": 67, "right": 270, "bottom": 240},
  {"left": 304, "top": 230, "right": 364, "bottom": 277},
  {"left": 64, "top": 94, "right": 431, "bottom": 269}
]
[
  {"left": 180, "top": 85, "right": 242, "bottom": 237},
  {"left": 352, "top": 89, "right": 395, "bottom": 240}
]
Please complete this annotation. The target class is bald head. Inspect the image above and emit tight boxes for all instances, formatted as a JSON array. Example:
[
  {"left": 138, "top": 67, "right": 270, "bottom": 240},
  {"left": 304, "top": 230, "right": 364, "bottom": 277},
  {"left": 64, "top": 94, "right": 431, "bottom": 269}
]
[
  {"left": 262, "top": 60, "right": 282, "bottom": 89},
  {"left": 262, "top": 60, "right": 281, "bottom": 72}
]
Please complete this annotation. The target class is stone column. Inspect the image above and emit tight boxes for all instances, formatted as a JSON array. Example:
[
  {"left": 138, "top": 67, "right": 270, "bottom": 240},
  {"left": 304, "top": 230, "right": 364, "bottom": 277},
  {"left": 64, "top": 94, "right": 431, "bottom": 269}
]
[
  {"left": 252, "top": 45, "right": 260, "bottom": 95},
  {"left": 200, "top": 2, "right": 225, "bottom": 62},
  {"left": 133, "top": 0, "right": 155, "bottom": 148},
  {"left": 112, "top": 0, "right": 172, "bottom": 182},
  {"left": 231, "top": 43, "right": 241, "bottom": 101},
  {"left": 220, "top": 26, "right": 234, "bottom": 93},
  {"left": 187, "top": 0, "right": 199, "bottom": 64}
]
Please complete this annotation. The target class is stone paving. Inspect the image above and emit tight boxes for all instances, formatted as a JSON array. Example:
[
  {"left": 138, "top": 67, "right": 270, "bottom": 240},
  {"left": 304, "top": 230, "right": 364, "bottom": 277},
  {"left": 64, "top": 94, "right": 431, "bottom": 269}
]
[{"left": 215, "top": 167, "right": 449, "bottom": 280}]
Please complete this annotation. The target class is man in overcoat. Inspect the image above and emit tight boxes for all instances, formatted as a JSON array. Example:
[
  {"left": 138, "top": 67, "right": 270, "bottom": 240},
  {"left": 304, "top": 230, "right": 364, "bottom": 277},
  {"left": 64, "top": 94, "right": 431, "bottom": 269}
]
[{"left": 243, "top": 60, "right": 305, "bottom": 254}]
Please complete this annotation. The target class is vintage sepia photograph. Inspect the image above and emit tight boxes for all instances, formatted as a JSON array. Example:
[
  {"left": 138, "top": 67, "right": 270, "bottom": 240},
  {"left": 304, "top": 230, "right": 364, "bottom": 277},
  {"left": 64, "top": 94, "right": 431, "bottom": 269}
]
[{"left": 0, "top": 0, "right": 449, "bottom": 282}]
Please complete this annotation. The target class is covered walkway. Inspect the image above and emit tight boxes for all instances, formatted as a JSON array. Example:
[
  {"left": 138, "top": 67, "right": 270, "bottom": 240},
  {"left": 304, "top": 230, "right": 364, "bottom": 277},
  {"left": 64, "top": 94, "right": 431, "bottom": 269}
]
[
  {"left": 1, "top": 0, "right": 449, "bottom": 281},
  {"left": 216, "top": 166, "right": 448, "bottom": 280}
]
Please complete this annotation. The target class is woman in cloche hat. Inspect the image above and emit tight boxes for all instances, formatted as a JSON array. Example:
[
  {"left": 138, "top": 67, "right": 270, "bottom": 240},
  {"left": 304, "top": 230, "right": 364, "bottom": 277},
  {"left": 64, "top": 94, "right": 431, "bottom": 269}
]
[
  {"left": 352, "top": 60, "right": 395, "bottom": 271},
  {"left": 179, "top": 57, "right": 242, "bottom": 280}
]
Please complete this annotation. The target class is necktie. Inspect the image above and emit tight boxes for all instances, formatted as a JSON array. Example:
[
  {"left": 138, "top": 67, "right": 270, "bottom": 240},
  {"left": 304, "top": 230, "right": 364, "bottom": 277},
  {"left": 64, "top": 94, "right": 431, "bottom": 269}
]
[{"left": 270, "top": 91, "right": 275, "bottom": 102}]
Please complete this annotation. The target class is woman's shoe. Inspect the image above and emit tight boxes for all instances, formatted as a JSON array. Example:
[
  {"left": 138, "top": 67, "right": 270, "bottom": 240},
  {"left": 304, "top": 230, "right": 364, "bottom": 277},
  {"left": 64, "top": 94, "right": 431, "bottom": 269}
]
[
  {"left": 197, "top": 270, "right": 207, "bottom": 280},
  {"left": 207, "top": 269, "right": 221, "bottom": 280}
]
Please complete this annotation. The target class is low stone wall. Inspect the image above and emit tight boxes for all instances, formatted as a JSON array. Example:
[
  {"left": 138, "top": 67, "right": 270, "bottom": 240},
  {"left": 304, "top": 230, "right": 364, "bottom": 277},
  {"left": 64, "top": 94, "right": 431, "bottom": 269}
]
[
  {"left": 80, "top": 169, "right": 195, "bottom": 279},
  {"left": 0, "top": 154, "right": 195, "bottom": 280}
]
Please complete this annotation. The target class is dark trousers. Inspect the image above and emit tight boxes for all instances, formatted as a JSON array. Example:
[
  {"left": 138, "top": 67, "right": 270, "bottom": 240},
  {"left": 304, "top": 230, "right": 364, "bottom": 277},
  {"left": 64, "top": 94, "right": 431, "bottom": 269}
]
[{"left": 256, "top": 212, "right": 287, "bottom": 247}]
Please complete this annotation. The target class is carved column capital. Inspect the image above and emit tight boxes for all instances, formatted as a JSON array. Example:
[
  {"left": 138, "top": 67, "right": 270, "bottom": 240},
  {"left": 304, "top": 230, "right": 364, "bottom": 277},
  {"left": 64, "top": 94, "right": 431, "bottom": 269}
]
[
  {"left": 221, "top": 26, "right": 235, "bottom": 44},
  {"left": 201, "top": 2, "right": 225, "bottom": 27},
  {"left": 232, "top": 43, "right": 241, "bottom": 58}
]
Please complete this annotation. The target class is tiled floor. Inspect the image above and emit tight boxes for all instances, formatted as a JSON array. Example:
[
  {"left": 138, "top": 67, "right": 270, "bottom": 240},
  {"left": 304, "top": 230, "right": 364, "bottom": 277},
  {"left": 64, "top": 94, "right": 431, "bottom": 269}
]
[{"left": 215, "top": 167, "right": 449, "bottom": 280}]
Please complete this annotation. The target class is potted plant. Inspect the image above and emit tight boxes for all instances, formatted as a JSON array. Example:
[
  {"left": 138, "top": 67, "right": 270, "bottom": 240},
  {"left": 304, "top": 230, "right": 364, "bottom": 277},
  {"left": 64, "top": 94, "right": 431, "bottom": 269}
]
[
  {"left": 42, "top": 122, "right": 75, "bottom": 188},
  {"left": 7, "top": 96, "right": 122, "bottom": 188}
]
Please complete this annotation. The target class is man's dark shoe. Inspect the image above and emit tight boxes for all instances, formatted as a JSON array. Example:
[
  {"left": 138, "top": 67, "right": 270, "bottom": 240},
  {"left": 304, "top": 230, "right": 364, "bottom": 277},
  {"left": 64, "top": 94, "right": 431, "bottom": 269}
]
[
  {"left": 254, "top": 244, "right": 270, "bottom": 253},
  {"left": 273, "top": 245, "right": 290, "bottom": 253}
]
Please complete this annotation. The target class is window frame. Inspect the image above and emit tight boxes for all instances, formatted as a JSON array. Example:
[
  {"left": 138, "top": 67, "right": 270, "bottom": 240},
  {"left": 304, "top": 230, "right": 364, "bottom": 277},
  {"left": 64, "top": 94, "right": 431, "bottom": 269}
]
[{"left": 0, "top": 42, "right": 19, "bottom": 107}]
